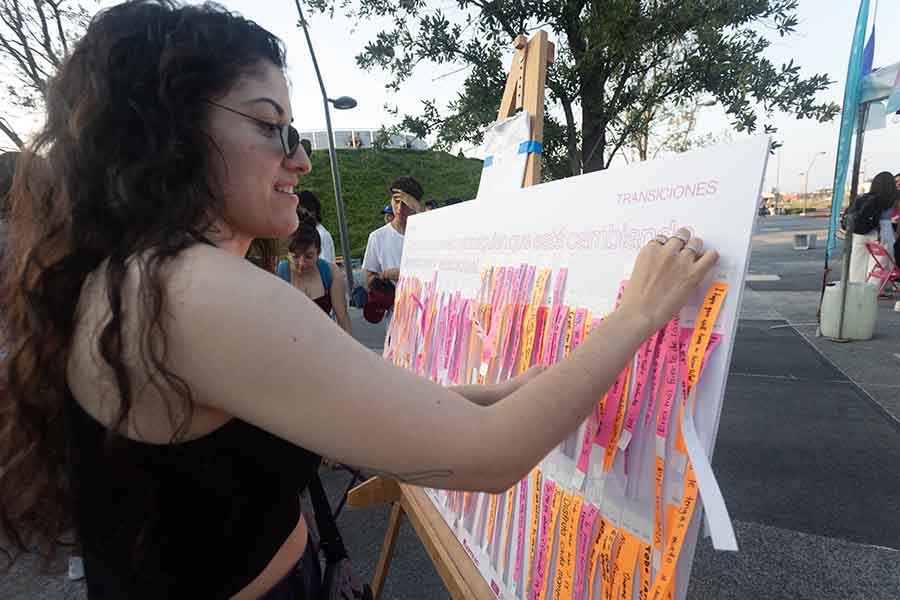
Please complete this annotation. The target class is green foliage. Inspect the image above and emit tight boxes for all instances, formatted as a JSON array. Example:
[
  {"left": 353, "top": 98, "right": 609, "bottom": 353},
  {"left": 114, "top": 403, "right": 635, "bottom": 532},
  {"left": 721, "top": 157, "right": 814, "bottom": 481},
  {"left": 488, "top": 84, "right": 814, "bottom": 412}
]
[
  {"left": 301, "top": 148, "right": 483, "bottom": 258},
  {"left": 307, "top": 0, "right": 839, "bottom": 177}
]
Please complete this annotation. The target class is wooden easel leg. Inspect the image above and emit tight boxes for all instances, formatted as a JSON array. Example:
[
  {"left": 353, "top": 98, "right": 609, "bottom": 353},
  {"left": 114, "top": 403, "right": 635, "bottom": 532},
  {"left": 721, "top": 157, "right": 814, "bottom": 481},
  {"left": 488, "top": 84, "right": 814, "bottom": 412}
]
[{"left": 372, "top": 502, "right": 404, "bottom": 600}]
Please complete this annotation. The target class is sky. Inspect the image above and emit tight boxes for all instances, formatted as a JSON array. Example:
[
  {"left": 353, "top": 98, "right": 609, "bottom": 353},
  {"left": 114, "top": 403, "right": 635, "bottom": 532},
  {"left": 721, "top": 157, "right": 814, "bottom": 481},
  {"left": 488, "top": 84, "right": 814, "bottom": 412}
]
[{"left": 3, "top": 0, "right": 899, "bottom": 193}]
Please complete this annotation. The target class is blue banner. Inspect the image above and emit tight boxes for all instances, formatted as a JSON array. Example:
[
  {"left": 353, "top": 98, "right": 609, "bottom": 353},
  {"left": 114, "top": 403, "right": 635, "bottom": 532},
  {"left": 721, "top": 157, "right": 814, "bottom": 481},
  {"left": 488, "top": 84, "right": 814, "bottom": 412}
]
[{"left": 825, "top": 0, "right": 871, "bottom": 263}]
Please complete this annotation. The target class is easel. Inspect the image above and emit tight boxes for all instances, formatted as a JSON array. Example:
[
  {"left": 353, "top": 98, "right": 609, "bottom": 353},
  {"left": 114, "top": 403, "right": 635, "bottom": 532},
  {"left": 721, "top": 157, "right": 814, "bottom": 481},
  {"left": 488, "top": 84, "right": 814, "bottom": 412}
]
[{"left": 346, "top": 31, "right": 554, "bottom": 600}]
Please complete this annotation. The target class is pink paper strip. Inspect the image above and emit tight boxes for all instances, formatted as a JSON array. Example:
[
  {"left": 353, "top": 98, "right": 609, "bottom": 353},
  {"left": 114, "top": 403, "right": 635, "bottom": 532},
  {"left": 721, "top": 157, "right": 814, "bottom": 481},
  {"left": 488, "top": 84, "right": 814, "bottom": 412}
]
[
  {"left": 530, "top": 479, "right": 556, "bottom": 600},
  {"left": 573, "top": 502, "right": 599, "bottom": 600},
  {"left": 594, "top": 364, "right": 629, "bottom": 446},
  {"left": 571, "top": 308, "right": 588, "bottom": 351},
  {"left": 530, "top": 307, "right": 548, "bottom": 367},
  {"left": 575, "top": 411, "right": 596, "bottom": 478},
  {"left": 504, "top": 266, "right": 536, "bottom": 379},
  {"left": 430, "top": 297, "right": 447, "bottom": 381},
  {"left": 655, "top": 316, "right": 681, "bottom": 441},
  {"left": 449, "top": 300, "right": 470, "bottom": 383},
  {"left": 513, "top": 476, "right": 529, "bottom": 590},
  {"left": 442, "top": 292, "right": 460, "bottom": 372},
  {"left": 546, "top": 305, "right": 569, "bottom": 366},
  {"left": 622, "top": 333, "right": 658, "bottom": 438},
  {"left": 644, "top": 324, "right": 671, "bottom": 428},
  {"left": 552, "top": 268, "right": 568, "bottom": 306}
]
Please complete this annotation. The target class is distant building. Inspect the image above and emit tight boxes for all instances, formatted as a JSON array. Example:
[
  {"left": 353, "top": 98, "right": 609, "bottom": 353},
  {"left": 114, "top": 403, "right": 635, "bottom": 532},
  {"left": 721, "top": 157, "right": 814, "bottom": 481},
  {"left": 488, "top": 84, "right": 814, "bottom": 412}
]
[{"left": 297, "top": 129, "right": 428, "bottom": 151}]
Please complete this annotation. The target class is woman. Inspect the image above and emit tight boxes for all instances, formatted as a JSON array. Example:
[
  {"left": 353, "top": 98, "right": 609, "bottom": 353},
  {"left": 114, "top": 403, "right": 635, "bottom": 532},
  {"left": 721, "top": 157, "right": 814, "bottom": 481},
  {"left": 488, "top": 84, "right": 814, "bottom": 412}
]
[
  {"left": 849, "top": 171, "right": 899, "bottom": 283},
  {"left": 894, "top": 173, "right": 900, "bottom": 267},
  {"left": 278, "top": 215, "right": 352, "bottom": 334},
  {"left": 0, "top": 2, "right": 716, "bottom": 599}
]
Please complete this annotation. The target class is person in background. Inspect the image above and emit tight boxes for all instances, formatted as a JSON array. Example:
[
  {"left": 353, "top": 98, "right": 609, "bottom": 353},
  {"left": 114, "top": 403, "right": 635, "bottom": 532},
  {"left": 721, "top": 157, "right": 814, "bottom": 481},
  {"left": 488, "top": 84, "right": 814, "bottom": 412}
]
[
  {"left": 297, "top": 190, "right": 336, "bottom": 264},
  {"left": 875, "top": 173, "right": 898, "bottom": 289},
  {"left": 382, "top": 204, "right": 393, "bottom": 224},
  {"left": 278, "top": 215, "right": 351, "bottom": 334},
  {"left": 892, "top": 173, "right": 900, "bottom": 268},
  {"left": 849, "top": 172, "right": 898, "bottom": 283},
  {"left": 363, "top": 176, "right": 423, "bottom": 291}
]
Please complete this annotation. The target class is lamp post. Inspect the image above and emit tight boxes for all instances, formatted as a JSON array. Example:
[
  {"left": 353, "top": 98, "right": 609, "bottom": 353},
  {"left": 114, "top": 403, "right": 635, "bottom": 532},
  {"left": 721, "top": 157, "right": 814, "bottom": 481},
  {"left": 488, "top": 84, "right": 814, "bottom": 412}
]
[
  {"left": 295, "top": 0, "right": 357, "bottom": 297},
  {"left": 802, "top": 151, "right": 826, "bottom": 215},
  {"left": 774, "top": 148, "right": 782, "bottom": 215}
]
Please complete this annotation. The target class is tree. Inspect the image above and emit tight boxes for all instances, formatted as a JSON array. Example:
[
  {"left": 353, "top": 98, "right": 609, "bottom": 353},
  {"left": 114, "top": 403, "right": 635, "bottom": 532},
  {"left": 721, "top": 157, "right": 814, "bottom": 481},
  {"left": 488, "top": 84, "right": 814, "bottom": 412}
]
[
  {"left": 623, "top": 98, "right": 729, "bottom": 164},
  {"left": 308, "top": 0, "right": 839, "bottom": 179},
  {"left": 0, "top": 0, "right": 90, "bottom": 149}
]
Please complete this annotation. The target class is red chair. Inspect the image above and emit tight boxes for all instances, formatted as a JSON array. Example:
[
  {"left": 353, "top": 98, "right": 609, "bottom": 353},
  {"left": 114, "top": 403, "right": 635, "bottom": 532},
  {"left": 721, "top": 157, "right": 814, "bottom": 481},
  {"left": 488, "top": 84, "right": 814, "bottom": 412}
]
[{"left": 865, "top": 242, "right": 900, "bottom": 297}]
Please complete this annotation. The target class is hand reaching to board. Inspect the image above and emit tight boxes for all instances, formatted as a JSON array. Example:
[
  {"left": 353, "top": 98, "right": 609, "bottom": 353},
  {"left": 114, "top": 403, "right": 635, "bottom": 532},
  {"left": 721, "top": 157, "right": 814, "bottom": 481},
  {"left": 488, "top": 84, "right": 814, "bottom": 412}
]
[{"left": 619, "top": 227, "right": 718, "bottom": 333}]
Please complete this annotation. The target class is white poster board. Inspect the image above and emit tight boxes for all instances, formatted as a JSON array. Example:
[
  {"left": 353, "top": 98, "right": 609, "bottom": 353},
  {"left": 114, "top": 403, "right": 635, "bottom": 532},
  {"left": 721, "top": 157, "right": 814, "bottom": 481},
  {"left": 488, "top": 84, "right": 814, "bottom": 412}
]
[{"left": 386, "top": 136, "right": 770, "bottom": 600}]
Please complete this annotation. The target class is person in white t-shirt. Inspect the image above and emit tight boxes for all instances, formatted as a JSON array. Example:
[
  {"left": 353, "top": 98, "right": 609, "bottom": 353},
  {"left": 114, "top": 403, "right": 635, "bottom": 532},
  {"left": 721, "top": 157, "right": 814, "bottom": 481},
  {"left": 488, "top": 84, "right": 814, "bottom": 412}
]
[
  {"left": 297, "top": 190, "right": 337, "bottom": 264},
  {"left": 362, "top": 176, "right": 424, "bottom": 290}
]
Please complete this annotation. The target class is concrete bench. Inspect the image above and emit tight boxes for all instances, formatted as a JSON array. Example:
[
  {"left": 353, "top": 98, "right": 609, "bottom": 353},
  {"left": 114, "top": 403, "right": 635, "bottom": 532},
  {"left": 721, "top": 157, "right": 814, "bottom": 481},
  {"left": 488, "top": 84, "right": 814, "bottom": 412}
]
[{"left": 793, "top": 233, "right": 817, "bottom": 250}]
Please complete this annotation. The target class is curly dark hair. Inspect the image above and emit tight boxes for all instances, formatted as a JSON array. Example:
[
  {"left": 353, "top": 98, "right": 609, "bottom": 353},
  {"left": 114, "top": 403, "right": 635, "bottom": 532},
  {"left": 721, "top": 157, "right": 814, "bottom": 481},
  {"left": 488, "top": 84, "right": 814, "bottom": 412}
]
[
  {"left": 288, "top": 212, "right": 321, "bottom": 254},
  {"left": 0, "top": 0, "right": 286, "bottom": 561},
  {"left": 0, "top": 151, "right": 19, "bottom": 213},
  {"left": 870, "top": 171, "right": 899, "bottom": 211}
]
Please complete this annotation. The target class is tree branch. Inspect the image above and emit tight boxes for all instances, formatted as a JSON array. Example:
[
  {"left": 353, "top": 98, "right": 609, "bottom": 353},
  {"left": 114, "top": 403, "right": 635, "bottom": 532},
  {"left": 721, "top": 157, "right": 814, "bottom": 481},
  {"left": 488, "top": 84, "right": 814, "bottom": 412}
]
[
  {"left": 47, "top": 0, "right": 67, "bottom": 58},
  {"left": 0, "top": 115, "right": 24, "bottom": 148},
  {"left": 1, "top": 1, "right": 48, "bottom": 95},
  {"left": 32, "top": 0, "right": 62, "bottom": 68}
]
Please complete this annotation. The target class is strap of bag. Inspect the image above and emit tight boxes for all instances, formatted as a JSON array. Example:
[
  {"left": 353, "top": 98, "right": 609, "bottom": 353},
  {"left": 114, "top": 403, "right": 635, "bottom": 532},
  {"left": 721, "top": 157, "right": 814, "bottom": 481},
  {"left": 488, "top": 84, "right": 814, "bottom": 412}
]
[
  {"left": 317, "top": 258, "right": 333, "bottom": 291},
  {"left": 307, "top": 473, "right": 349, "bottom": 563},
  {"left": 277, "top": 260, "right": 291, "bottom": 283}
]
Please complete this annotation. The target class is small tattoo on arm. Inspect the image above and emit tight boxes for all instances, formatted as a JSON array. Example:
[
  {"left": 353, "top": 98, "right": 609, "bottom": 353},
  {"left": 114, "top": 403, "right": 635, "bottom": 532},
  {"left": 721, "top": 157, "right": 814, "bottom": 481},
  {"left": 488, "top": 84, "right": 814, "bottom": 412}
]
[{"left": 373, "top": 468, "right": 455, "bottom": 485}]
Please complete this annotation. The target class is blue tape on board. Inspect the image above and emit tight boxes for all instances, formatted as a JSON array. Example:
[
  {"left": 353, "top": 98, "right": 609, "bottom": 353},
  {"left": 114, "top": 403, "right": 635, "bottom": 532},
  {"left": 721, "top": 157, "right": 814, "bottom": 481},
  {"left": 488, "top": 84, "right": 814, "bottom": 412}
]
[
  {"left": 483, "top": 155, "right": 494, "bottom": 167},
  {"left": 517, "top": 140, "right": 543, "bottom": 155}
]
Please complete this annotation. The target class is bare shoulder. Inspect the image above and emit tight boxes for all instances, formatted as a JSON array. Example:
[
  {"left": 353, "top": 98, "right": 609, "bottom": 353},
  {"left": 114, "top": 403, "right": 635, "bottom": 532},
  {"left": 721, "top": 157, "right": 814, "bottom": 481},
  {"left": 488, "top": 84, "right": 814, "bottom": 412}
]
[{"left": 67, "top": 244, "right": 278, "bottom": 441}]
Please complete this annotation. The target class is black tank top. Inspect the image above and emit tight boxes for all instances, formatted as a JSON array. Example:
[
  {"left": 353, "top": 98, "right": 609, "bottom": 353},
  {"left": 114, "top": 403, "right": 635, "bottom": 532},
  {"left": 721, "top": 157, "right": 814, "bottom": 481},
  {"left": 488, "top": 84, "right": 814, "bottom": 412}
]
[{"left": 64, "top": 392, "right": 321, "bottom": 599}]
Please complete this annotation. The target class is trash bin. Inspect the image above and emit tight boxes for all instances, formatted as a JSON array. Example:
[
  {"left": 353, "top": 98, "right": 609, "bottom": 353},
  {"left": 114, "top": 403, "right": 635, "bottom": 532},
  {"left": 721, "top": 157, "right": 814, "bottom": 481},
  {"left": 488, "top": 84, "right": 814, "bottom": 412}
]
[{"left": 820, "top": 281, "right": 878, "bottom": 340}]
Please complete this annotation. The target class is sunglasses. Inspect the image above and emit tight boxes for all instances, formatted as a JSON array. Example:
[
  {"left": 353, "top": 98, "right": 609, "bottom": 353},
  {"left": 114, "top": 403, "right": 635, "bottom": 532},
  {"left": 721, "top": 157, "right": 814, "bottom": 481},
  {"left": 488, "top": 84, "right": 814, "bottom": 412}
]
[{"left": 205, "top": 100, "right": 301, "bottom": 158}]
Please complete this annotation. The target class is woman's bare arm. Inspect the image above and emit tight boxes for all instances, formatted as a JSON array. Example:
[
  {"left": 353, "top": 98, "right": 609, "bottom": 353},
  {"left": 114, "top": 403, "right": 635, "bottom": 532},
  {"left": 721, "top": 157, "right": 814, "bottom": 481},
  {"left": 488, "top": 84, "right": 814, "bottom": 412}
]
[
  {"left": 162, "top": 232, "right": 713, "bottom": 492},
  {"left": 328, "top": 263, "right": 352, "bottom": 334},
  {"left": 450, "top": 366, "right": 544, "bottom": 407}
]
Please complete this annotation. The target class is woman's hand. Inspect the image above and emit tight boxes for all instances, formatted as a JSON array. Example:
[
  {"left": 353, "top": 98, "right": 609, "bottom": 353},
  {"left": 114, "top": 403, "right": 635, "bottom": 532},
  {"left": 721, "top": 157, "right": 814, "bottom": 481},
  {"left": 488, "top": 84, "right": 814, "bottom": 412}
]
[{"left": 619, "top": 227, "right": 718, "bottom": 332}]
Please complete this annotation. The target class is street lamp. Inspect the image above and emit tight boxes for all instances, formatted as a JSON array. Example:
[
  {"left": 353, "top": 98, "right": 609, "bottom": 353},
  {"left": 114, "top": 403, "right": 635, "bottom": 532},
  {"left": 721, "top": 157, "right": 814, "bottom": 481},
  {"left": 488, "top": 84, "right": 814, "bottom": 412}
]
[
  {"left": 295, "top": 0, "right": 356, "bottom": 298},
  {"left": 330, "top": 96, "right": 357, "bottom": 110},
  {"left": 802, "top": 151, "right": 826, "bottom": 215}
]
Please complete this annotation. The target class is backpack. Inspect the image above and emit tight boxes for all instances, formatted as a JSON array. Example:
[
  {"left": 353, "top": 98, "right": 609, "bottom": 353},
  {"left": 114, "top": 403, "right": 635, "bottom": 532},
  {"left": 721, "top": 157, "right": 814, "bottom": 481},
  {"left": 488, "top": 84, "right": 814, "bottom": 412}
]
[{"left": 840, "top": 192, "right": 882, "bottom": 235}]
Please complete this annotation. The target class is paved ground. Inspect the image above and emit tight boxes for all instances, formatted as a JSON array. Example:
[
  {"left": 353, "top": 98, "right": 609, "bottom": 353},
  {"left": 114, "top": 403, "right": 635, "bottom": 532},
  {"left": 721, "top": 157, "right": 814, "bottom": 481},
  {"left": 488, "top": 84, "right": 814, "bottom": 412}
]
[{"left": 4, "top": 215, "right": 899, "bottom": 599}]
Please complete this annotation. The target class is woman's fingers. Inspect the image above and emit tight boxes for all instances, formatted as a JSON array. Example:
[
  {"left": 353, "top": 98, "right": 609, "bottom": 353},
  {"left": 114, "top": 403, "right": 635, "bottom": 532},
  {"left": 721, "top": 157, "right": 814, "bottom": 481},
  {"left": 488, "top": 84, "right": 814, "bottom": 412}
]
[
  {"left": 665, "top": 227, "right": 692, "bottom": 252},
  {"left": 620, "top": 227, "right": 719, "bottom": 331},
  {"left": 682, "top": 236, "right": 704, "bottom": 257}
]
